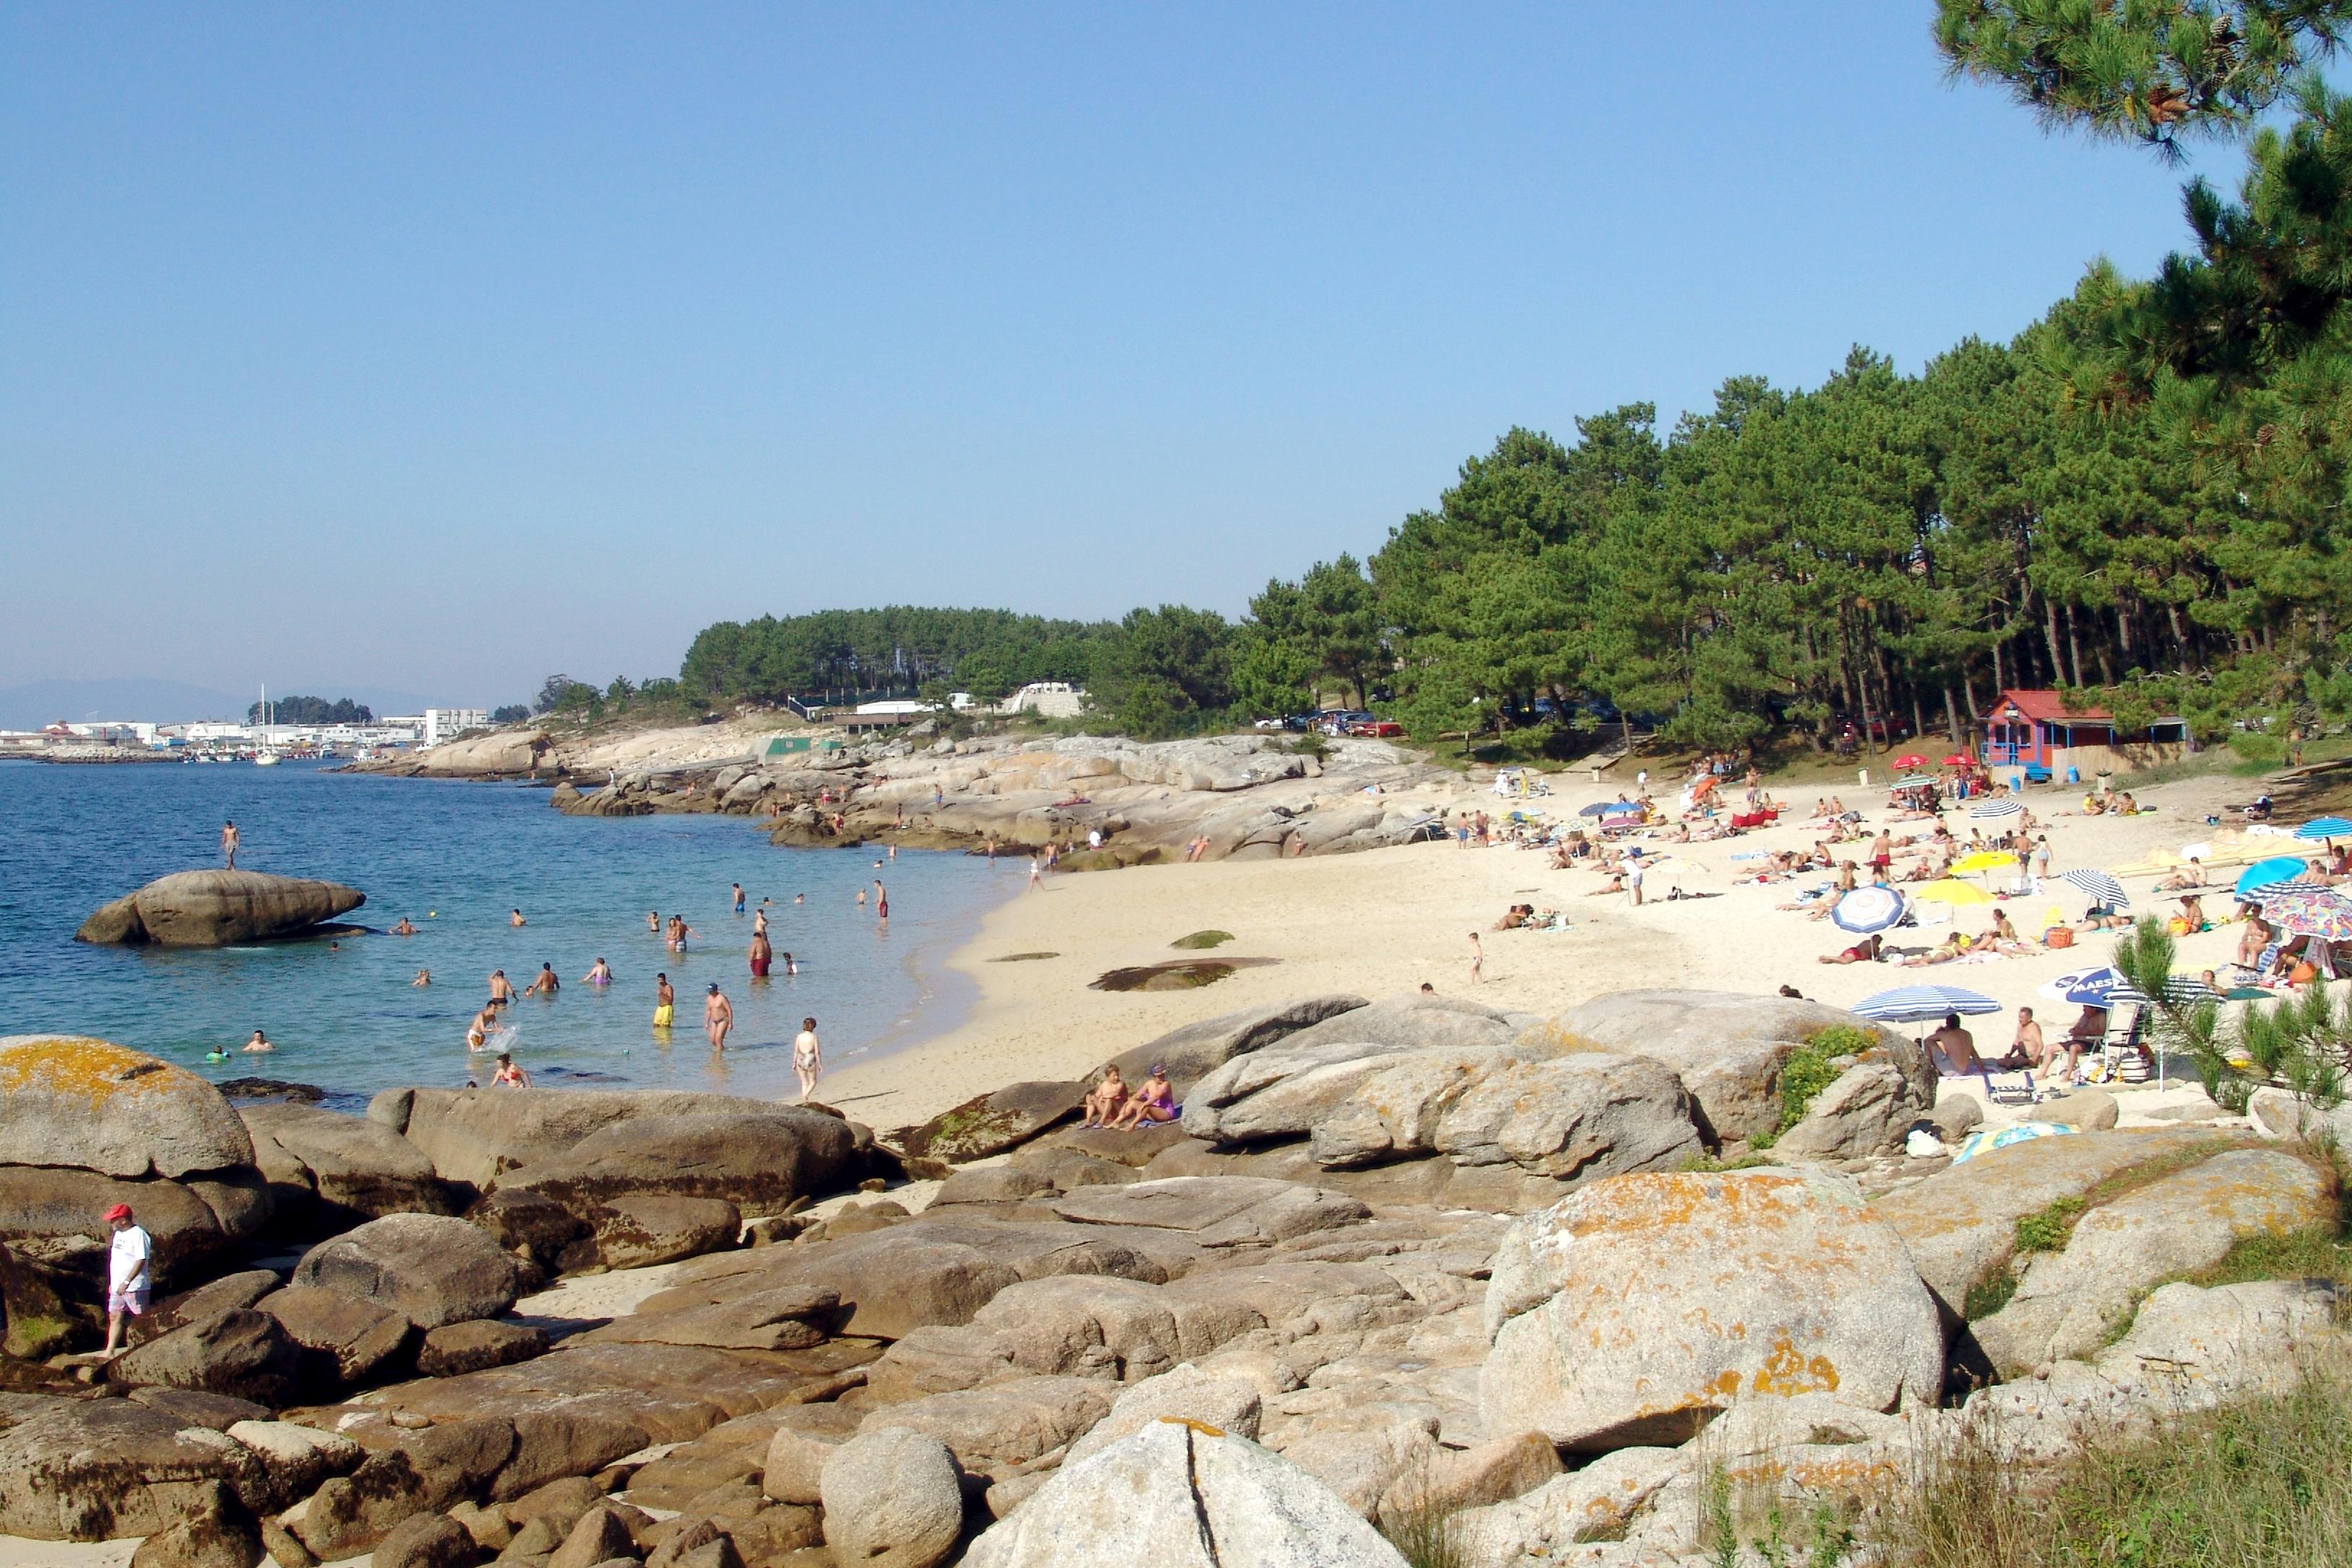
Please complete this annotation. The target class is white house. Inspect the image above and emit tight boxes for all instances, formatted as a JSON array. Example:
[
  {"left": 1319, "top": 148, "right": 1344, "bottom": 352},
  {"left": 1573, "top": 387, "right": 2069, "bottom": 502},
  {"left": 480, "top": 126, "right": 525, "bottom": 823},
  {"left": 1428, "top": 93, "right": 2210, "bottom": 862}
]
[{"left": 422, "top": 708, "right": 487, "bottom": 745}]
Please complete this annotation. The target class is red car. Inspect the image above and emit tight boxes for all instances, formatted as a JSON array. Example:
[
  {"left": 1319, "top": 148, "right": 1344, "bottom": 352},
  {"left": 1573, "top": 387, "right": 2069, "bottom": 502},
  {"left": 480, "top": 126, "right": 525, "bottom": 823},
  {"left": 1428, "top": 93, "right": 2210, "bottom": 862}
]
[{"left": 1345, "top": 719, "right": 1404, "bottom": 738}]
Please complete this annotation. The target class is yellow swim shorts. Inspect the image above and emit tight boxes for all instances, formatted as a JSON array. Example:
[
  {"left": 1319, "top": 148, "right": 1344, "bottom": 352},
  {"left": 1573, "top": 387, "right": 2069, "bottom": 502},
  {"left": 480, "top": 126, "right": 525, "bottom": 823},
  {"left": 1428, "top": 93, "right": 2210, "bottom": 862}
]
[{"left": 652, "top": 1004, "right": 674, "bottom": 1027}]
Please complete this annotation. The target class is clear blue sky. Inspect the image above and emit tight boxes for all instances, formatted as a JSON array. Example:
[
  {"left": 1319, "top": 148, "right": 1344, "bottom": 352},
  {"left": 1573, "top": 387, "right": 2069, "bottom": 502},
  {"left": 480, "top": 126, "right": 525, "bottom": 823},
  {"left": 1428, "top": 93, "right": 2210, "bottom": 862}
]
[{"left": 0, "top": 2, "right": 2237, "bottom": 709}]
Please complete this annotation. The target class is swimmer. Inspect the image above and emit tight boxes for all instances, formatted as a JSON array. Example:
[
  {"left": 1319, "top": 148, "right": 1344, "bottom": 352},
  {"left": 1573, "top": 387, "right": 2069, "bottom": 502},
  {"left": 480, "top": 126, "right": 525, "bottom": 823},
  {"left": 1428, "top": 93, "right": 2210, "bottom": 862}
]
[
  {"left": 205, "top": 1046, "right": 229, "bottom": 1062},
  {"left": 393, "top": 917, "right": 417, "bottom": 935},
  {"left": 705, "top": 984, "right": 734, "bottom": 1051},
  {"left": 749, "top": 930, "right": 772, "bottom": 977},
  {"left": 509, "top": 908, "right": 527, "bottom": 927},
  {"left": 524, "top": 963, "right": 559, "bottom": 997},
  {"left": 487, "top": 969, "right": 516, "bottom": 1004},
  {"left": 412, "top": 968, "right": 431, "bottom": 986},
  {"left": 782, "top": 950, "right": 798, "bottom": 976},
  {"left": 875, "top": 881, "right": 888, "bottom": 921},
  {"left": 491, "top": 1052, "right": 529, "bottom": 1088},
  {"left": 652, "top": 973, "right": 674, "bottom": 1030},
  {"left": 794, "top": 893, "right": 805, "bottom": 905},
  {"left": 583, "top": 958, "right": 612, "bottom": 986},
  {"left": 752, "top": 906, "right": 769, "bottom": 937},
  {"left": 466, "top": 1006, "right": 497, "bottom": 1050},
  {"left": 793, "top": 1015, "right": 821, "bottom": 1100},
  {"left": 647, "top": 909, "right": 660, "bottom": 932},
  {"left": 242, "top": 1029, "right": 274, "bottom": 1054},
  {"left": 731, "top": 883, "right": 746, "bottom": 914},
  {"left": 856, "top": 888, "right": 867, "bottom": 906}
]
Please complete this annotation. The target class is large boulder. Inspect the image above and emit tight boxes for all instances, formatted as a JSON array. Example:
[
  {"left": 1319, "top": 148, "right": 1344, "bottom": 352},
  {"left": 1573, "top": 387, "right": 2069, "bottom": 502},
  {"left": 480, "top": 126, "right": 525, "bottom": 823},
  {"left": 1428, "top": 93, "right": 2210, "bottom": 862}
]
[
  {"left": 488, "top": 1110, "right": 855, "bottom": 1218},
  {"left": 1871, "top": 1128, "right": 2225, "bottom": 1314},
  {"left": 239, "top": 1103, "right": 454, "bottom": 1227},
  {"left": 1970, "top": 1149, "right": 2332, "bottom": 1376},
  {"left": 584, "top": 1193, "right": 741, "bottom": 1269},
  {"left": 74, "top": 871, "right": 364, "bottom": 948},
  {"left": 1481, "top": 1167, "right": 1945, "bottom": 1452},
  {"left": 105, "top": 1309, "right": 303, "bottom": 1406},
  {"left": 1542, "top": 989, "right": 1927, "bottom": 1144},
  {"left": 1048, "top": 1176, "right": 1368, "bottom": 1248},
  {"left": 898, "top": 1081, "right": 1090, "bottom": 1164},
  {"left": 962, "top": 1417, "right": 1407, "bottom": 1568},
  {"left": 1100, "top": 995, "right": 1371, "bottom": 1095},
  {"left": 1768, "top": 1061, "right": 1920, "bottom": 1160},
  {"left": 376, "top": 1087, "right": 854, "bottom": 1202},
  {"left": 292, "top": 1214, "right": 523, "bottom": 1329},
  {"left": 406, "top": 730, "right": 548, "bottom": 778},
  {"left": 257, "top": 1285, "right": 416, "bottom": 1387},
  {"left": 0, "top": 1396, "right": 270, "bottom": 1540},
  {"left": 818, "top": 1427, "right": 963, "bottom": 1568},
  {"left": 0, "top": 1037, "right": 256, "bottom": 1177},
  {"left": 0, "top": 1164, "right": 271, "bottom": 1288}
]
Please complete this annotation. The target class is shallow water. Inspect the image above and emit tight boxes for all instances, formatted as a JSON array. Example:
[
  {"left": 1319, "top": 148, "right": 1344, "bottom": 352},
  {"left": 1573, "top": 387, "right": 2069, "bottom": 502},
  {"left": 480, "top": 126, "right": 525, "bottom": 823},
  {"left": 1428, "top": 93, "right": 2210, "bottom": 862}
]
[{"left": 0, "top": 759, "right": 1012, "bottom": 1105}]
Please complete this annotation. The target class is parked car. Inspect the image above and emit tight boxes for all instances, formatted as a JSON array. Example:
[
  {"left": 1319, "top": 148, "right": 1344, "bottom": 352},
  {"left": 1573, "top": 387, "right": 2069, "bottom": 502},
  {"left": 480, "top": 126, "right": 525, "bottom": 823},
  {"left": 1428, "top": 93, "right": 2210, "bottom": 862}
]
[
  {"left": 1345, "top": 718, "right": 1404, "bottom": 738},
  {"left": 1253, "top": 716, "right": 1288, "bottom": 731}
]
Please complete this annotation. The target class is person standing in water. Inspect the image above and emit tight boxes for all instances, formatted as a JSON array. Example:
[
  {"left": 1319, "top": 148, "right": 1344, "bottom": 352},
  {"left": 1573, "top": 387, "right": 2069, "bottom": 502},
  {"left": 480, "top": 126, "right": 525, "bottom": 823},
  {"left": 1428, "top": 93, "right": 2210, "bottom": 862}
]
[
  {"left": 220, "top": 820, "right": 239, "bottom": 868},
  {"left": 487, "top": 970, "right": 517, "bottom": 1005},
  {"left": 491, "top": 1052, "right": 529, "bottom": 1087},
  {"left": 509, "top": 908, "right": 527, "bottom": 927},
  {"left": 582, "top": 958, "right": 612, "bottom": 985},
  {"left": 793, "top": 1016, "right": 821, "bottom": 1100},
  {"left": 242, "top": 1029, "right": 274, "bottom": 1054},
  {"left": 874, "top": 881, "right": 888, "bottom": 922},
  {"left": 749, "top": 929, "right": 772, "bottom": 977},
  {"left": 646, "top": 909, "right": 660, "bottom": 933},
  {"left": 731, "top": 883, "right": 746, "bottom": 914},
  {"left": 752, "top": 906, "right": 769, "bottom": 938},
  {"left": 652, "top": 973, "right": 674, "bottom": 1029},
  {"left": 704, "top": 984, "right": 733, "bottom": 1050},
  {"left": 525, "top": 963, "right": 560, "bottom": 997},
  {"left": 466, "top": 1004, "right": 497, "bottom": 1050}
]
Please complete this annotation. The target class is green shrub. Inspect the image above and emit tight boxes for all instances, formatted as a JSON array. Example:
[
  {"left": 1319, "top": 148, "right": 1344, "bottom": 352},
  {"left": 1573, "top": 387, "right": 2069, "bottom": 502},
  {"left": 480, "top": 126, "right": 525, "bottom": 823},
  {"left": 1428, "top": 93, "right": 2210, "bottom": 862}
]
[
  {"left": 2014, "top": 1195, "right": 2087, "bottom": 1254},
  {"left": 1750, "top": 1027, "right": 1868, "bottom": 1148}
]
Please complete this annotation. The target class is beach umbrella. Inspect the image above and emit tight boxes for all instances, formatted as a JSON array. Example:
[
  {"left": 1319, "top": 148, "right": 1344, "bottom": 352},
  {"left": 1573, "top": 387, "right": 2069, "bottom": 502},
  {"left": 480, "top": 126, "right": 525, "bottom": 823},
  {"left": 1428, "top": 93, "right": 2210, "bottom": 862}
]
[
  {"left": 1969, "top": 799, "right": 2024, "bottom": 821},
  {"left": 2053, "top": 868, "right": 2129, "bottom": 910},
  {"left": 1832, "top": 886, "right": 1907, "bottom": 935},
  {"left": 1951, "top": 850, "right": 2014, "bottom": 875},
  {"left": 2254, "top": 886, "right": 2352, "bottom": 941},
  {"left": 2294, "top": 816, "right": 2352, "bottom": 841},
  {"left": 1942, "top": 754, "right": 1974, "bottom": 767},
  {"left": 1912, "top": 879, "right": 1992, "bottom": 906},
  {"left": 1576, "top": 801, "right": 1622, "bottom": 818},
  {"left": 2039, "top": 966, "right": 2129, "bottom": 1006},
  {"left": 1894, "top": 754, "right": 1927, "bottom": 770},
  {"left": 1952, "top": 1123, "right": 2077, "bottom": 1164},
  {"left": 2236, "top": 856, "right": 2310, "bottom": 899},
  {"left": 2110, "top": 975, "right": 2224, "bottom": 1007},
  {"left": 1851, "top": 984, "right": 2002, "bottom": 1024}
]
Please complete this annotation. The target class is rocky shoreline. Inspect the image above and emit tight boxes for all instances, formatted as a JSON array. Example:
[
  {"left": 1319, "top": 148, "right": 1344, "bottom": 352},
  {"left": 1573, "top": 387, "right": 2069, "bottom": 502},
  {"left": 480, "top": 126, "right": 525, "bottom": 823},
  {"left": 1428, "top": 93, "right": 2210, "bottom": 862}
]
[
  {"left": 352, "top": 722, "right": 1467, "bottom": 863},
  {"left": 4, "top": 985, "right": 2344, "bottom": 1567}
]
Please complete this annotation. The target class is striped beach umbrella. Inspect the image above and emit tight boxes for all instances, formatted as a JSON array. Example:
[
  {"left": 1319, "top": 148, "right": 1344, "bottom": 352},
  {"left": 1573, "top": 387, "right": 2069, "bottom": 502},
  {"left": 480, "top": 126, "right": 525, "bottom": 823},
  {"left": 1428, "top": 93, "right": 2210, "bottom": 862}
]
[
  {"left": 1970, "top": 798, "right": 2024, "bottom": 821},
  {"left": 2054, "top": 868, "right": 2129, "bottom": 910},
  {"left": 2237, "top": 856, "right": 2311, "bottom": 899},
  {"left": 2254, "top": 886, "right": 2352, "bottom": 942},
  {"left": 2110, "top": 975, "right": 2225, "bottom": 1007},
  {"left": 2294, "top": 816, "right": 2352, "bottom": 841},
  {"left": 1851, "top": 984, "right": 2002, "bottom": 1023},
  {"left": 1831, "top": 886, "right": 1907, "bottom": 935}
]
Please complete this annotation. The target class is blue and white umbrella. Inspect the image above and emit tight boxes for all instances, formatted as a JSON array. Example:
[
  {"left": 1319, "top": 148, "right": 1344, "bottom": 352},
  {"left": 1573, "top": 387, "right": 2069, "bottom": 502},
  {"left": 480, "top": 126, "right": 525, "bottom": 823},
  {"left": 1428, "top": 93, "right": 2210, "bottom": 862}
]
[
  {"left": 2237, "top": 856, "right": 2311, "bottom": 899},
  {"left": 2038, "top": 965, "right": 2129, "bottom": 1006},
  {"left": 1831, "top": 886, "right": 1907, "bottom": 935},
  {"left": 2053, "top": 868, "right": 2129, "bottom": 910},
  {"left": 1852, "top": 984, "right": 2002, "bottom": 1024},
  {"left": 2111, "top": 975, "right": 2224, "bottom": 1007},
  {"left": 2294, "top": 816, "right": 2352, "bottom": 841},
  {"left": 1970, "top": 798, "right": 2024, "bottom": 821},
  {"left": 1577, "top": 801, "right": 1629, "bottom": 818},
  {"left": 1953, "top": 1123, "right": 2078, "bottom": 1164}
]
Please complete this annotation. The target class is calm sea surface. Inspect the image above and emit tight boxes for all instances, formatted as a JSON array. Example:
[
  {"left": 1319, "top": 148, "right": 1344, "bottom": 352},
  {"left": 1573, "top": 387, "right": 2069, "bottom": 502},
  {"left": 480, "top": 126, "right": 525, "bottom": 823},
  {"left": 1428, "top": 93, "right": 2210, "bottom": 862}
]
[{"left": 0, "top": 760, "right": 1013, "bottom": 1108}]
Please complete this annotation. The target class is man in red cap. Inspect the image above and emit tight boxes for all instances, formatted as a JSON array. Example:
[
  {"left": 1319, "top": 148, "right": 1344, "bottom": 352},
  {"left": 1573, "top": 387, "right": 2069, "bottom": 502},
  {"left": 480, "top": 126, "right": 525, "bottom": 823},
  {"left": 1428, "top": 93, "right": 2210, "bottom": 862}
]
[{"left": 99, "top": 1202, "right": 151, "bottom": 1356}]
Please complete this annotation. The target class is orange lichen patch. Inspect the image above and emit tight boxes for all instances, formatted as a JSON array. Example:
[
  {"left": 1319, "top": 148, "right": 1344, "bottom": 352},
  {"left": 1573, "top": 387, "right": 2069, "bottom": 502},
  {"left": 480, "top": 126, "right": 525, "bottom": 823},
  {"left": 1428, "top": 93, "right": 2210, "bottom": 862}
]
[
  {"left": 0, "top": 1036, "right": 185, "bottom": 1105},
  {"left": 1751, "top": 1335, "right": 1840, "bottom": 1396}
]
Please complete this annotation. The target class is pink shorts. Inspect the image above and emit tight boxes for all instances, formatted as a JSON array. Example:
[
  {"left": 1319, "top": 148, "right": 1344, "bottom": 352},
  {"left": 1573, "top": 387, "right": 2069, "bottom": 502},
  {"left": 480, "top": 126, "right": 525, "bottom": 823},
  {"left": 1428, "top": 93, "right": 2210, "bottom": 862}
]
[{"left": 108, "top": 1286, "right": 150, "bottom": 1316}]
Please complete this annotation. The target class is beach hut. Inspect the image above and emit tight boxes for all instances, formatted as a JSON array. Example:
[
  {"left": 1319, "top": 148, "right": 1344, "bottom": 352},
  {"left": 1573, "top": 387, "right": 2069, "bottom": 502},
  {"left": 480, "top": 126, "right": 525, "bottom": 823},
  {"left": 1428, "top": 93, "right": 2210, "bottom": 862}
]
[{"left": 1980, "top": 690, "right": 2186, "bottom": 783}]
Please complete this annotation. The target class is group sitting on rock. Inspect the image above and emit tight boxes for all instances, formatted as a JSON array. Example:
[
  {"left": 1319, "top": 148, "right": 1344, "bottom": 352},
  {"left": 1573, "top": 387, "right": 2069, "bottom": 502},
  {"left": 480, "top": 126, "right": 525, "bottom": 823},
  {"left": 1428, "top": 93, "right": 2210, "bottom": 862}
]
[{"left": 1077, "top": 1064, "right": 1180, "bottom": 1130}]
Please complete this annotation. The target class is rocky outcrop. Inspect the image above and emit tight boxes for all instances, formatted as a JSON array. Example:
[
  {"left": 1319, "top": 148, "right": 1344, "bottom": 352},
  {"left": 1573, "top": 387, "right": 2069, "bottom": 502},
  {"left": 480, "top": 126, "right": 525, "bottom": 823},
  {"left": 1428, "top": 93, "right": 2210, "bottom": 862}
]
[
  {"left": 291, "top": 1214, "right": 523, "bottom": 1329},
  {"left": 488, "top": 1110, "right": 857, "bottom": 1219},
  {"left": 104, "top": 1308, "right": 304, "bottom": 1405},
  {"left": 1970, "top": 1148, "right": 2332, "bottom": 1375},
  {"left": 1481, "top": 1167, "right": 1945, "bottom": 1452},
  {"left": 819, "top": 1427, "right": 964, "bottom": 1568},
  {"left": 239, "top": 1103, "right": 455, "bottom": 1229},
  {"left": 0, "top": 1164, "right": 273, "bottom": 1298},
  {"left": 0, "top": 1037, "right": 257, "bottom": 1177},
  {"left": 366, "top": 730, "right": 550, "bottom": 779},
  {"left": 0, "top": 1397, "right": 273, "bottom": 1540},
  {"left": 74, "top": 871, "right": 365, "bottom": 948},
  {"left": 962, "top": 1417, "right": 1408, "bottom": 1567}
]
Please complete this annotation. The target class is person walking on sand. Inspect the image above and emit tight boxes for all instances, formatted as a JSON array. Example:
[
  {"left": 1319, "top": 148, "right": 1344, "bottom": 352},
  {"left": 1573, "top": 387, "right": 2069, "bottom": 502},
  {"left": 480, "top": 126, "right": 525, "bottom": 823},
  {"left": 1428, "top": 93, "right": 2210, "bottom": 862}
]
[
  {"left": 793, "top": 1016, "right": 822, "bottom": 1100},
  {"left": 652, "top": 973, "right": 674, "bottom": 1030},
  {"left": 220, "top": 819, "right": 239, "bottom": 868},
  {"left": 704, "top": 984, "right": 734, "bottom": 1051},
  {"left": 1028, "top": 855, "right": 1043, "bottom": 892},
  {"left": 731, "top": 883, "right": 746, "bottom": 914},
  {"left": 1469, "top": 932, "right": 1484, "bottom": 984},
  {"left": 99, "top": 1203, "right": 151, "bottom": 1358}
]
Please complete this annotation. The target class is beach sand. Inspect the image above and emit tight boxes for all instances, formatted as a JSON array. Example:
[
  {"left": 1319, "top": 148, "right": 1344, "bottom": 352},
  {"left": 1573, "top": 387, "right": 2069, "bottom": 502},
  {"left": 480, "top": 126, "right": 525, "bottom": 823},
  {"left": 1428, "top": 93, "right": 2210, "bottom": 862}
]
[{"left": 822, "top": 765, "right": 2281, "bottom": 1131}]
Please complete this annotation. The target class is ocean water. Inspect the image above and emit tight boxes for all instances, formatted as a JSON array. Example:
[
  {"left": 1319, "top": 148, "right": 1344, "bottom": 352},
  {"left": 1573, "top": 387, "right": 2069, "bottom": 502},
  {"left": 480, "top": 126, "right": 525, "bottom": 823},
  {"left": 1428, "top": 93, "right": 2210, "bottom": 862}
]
[{"left": 0, "top": 759, "right": 1013, "bottom": 1108}]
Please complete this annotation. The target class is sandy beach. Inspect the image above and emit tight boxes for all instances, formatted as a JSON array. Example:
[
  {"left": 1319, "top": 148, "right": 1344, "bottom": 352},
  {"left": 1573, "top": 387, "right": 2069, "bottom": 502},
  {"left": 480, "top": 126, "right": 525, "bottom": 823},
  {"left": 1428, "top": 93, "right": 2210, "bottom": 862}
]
[{"left": 824, "top": 763, "right": 2285, "bottom": 1128}]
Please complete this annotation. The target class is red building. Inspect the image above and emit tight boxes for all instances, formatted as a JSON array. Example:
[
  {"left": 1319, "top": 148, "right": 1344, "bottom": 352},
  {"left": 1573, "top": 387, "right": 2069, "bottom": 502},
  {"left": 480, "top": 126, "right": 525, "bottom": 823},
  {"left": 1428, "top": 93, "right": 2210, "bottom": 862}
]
[{"left": 1981, "top": 689, "right": 2187, "bottom": 782}]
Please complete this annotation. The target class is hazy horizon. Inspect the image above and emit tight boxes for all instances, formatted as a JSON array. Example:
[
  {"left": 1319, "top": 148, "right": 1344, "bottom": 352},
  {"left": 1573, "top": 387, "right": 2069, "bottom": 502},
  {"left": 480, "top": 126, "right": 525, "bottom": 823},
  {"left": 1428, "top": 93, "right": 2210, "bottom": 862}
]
[{"left": 3, "top": 3, "right": 2236, "bottom": 701}]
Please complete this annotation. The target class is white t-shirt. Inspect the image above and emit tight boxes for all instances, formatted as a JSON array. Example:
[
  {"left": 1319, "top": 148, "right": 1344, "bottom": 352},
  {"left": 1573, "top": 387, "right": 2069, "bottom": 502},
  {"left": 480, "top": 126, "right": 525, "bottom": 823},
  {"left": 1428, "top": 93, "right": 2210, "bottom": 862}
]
[
  {"left": 1626, "top": 861, "right": 1646, "bottom": 888},
  {"left": 110, "top": 1225, "right": 152, "bottom": 1291}
]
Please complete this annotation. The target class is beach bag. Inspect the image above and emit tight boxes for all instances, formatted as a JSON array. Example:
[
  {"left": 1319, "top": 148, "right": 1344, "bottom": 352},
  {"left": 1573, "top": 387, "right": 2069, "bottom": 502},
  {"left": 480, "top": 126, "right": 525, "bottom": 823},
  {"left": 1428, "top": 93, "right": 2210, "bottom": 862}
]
[
  {"left": 2168, "top": 917, "right": 2194, "bottom": 937},
  {"left": 2291, "top": 960, "right": 2320, "bottom": 984},
  {"left": 2044, "top": 926, "right": 2075, "bottom": 949}
]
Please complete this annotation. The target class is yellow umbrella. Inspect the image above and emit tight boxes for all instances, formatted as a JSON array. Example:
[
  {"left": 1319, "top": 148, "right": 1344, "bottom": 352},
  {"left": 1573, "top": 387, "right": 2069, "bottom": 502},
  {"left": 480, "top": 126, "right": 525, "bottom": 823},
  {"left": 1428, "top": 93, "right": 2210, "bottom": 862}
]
[
  {"left": 1913, "top": 879, "right": 1994, "bottom": 906},
  {"left": 1952, "top": 850, "right": 2013, "bottom": 874}
]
